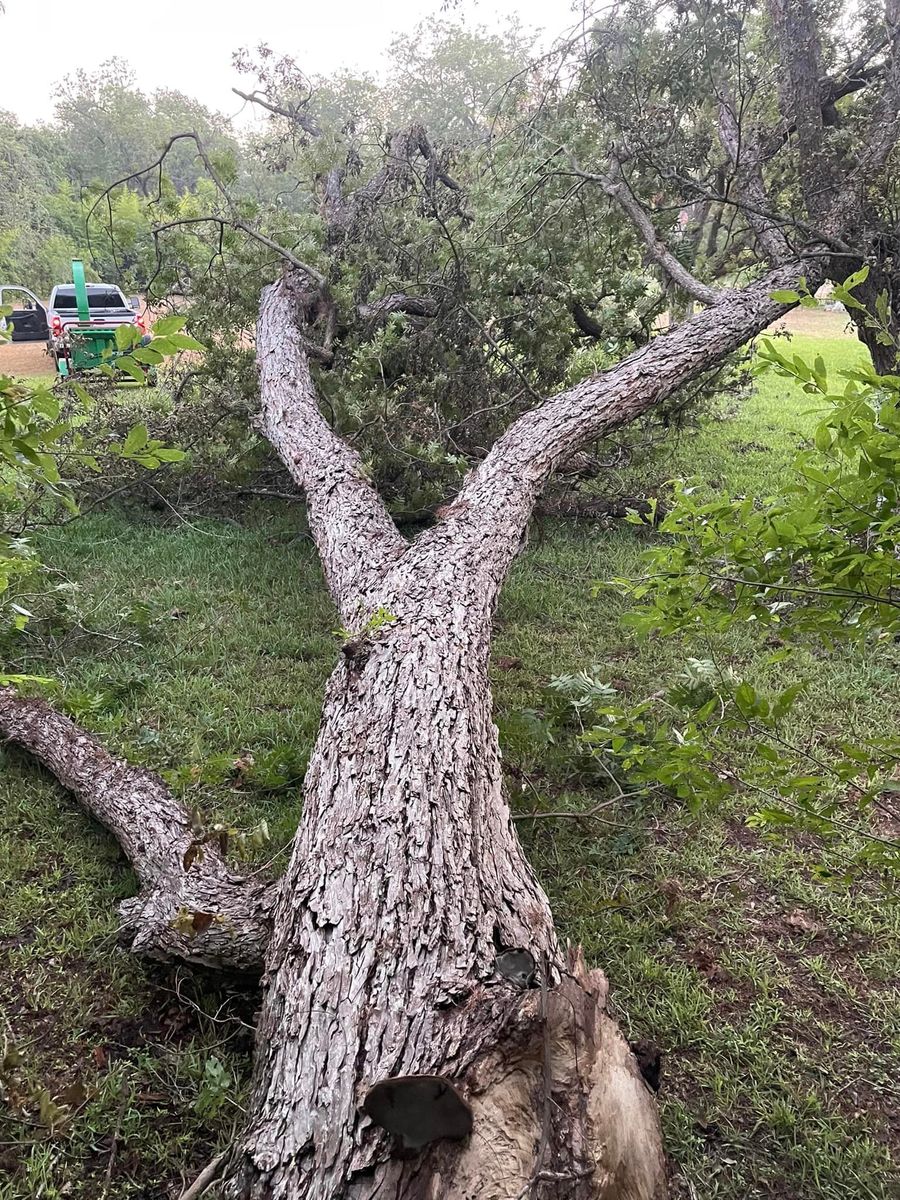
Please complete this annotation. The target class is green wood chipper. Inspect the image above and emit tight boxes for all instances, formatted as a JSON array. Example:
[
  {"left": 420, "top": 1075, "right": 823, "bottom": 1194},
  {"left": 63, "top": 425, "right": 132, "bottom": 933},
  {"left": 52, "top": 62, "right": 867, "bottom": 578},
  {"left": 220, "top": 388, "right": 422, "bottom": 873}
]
[{"left": 49, "top": 260, "right": 152, "bottom": 383}]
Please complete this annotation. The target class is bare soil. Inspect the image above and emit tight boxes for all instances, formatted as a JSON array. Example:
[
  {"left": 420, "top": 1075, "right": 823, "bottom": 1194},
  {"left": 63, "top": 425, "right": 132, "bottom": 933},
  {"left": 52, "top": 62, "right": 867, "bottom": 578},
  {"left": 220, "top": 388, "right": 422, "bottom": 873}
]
[
  {"left": 769, "top": 305, "right": 854, "bottom": 337},
  {"left": 0, "top": 341, "right": 54, "bottom": 378}
]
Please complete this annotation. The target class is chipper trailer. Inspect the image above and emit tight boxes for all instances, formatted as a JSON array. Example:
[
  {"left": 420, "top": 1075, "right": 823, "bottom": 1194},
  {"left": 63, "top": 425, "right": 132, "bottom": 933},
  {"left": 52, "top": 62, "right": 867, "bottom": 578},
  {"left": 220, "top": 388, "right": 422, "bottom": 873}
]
[{"left": 47, "top": 261, "right": 153, "bottom": 382}]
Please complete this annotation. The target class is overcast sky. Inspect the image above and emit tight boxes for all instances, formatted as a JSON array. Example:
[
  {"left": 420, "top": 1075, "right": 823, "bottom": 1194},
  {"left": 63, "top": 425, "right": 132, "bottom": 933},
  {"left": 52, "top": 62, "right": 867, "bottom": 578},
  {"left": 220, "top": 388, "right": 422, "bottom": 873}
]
[{"left": 0, "top": 0, "right": 582, "bottom": 125}]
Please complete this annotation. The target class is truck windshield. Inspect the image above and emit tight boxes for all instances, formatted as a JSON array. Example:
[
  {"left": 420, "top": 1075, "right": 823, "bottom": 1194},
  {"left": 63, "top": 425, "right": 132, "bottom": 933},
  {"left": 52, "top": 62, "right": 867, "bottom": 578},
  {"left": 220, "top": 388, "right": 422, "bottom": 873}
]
[{"left": 54, "top": 289, "right": 126, "bottom": 310}]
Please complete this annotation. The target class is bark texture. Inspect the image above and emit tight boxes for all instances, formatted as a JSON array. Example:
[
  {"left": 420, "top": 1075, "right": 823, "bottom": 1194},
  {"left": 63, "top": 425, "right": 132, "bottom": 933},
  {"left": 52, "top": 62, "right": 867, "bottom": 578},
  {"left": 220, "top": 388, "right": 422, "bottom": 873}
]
[
  {"left": 0, "top": 687, "right": 271, "bottom": 970},
  {"left": 256, "top": 277, "right": 408, "bottom": 624},
  {"left": 228, "top": 265, "right": 820, "bottom": 1199},
  {"left": 230, "top": 511, "right": 665, "bottom": 1200},
  {"left": 4, "top": 261, "right": 824, "bottom": 1199}
]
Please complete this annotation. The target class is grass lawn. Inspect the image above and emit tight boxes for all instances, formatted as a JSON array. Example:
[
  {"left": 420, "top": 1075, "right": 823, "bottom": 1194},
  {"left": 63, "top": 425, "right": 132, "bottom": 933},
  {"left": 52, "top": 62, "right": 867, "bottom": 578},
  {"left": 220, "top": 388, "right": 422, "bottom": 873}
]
[{"left": 1, "top": 329, "right": 898, "bottom": 1198}]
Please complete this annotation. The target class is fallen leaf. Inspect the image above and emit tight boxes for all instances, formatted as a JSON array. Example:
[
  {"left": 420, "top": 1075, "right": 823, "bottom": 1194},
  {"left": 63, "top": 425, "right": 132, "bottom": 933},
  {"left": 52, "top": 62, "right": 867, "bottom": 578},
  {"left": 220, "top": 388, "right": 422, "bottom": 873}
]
[{"left": 785, "top": 909, "right": 823, "bottom": 934}]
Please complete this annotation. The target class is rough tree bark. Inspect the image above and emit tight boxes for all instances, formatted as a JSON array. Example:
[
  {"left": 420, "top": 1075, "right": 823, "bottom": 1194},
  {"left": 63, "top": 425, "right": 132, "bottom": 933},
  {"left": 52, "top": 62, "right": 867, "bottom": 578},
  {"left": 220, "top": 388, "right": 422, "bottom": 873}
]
[
  {"left": 228, "top": 262, "right": 817, "bottom": 1200},
  {"left": 0, "top": 687, "right": 271, "bottom": 971},
  {"left": 0, "top": 259, "right": 821, "bottom": 1200}
]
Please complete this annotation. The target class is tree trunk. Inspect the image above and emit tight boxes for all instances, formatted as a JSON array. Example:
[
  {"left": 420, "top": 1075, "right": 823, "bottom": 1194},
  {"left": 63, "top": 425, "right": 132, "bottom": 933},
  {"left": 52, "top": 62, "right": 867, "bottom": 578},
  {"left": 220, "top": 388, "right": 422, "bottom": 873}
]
[
  {"left": 2, "top": 263, "right": 829, "bottom": 1200},
  {"left": 228, "top": 262, "right": 823, "bottom": 1198},
  {"left": 231, "top": 569, "right": 665, "bottom": 1199},
  {"left": 844, "top": 256, "right": 900, "bottom": 375}
]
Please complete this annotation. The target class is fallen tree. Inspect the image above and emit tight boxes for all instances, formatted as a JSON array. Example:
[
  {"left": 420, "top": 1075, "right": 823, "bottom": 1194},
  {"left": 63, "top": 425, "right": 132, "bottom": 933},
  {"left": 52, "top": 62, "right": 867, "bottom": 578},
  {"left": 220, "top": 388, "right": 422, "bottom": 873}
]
[
  {"left": 0, "top": 258, "right": 818, "bottom": 1200},
  {"left": 3, "top": 2, "right": 900, "bottom": 1196}
]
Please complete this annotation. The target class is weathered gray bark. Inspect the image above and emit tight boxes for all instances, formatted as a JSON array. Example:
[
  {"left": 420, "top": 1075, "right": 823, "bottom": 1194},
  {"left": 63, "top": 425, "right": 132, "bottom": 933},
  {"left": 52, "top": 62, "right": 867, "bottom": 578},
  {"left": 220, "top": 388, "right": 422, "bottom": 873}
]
[
  {"left": 0, "top": 687, "right": 272, "bottom": 970},
  {"left": 3, "top": 262, "right": 824, "bottom": 1200},
  {"left": 227, "top": 263, "right": 821, "bottom": 1200},
  {"left": 232, "top": 556, "right": 666, "bottom": 1198}
]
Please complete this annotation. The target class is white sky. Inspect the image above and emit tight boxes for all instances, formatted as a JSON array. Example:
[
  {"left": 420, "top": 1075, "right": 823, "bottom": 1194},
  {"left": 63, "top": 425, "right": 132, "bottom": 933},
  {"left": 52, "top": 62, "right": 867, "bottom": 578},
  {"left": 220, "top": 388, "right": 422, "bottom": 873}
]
[{"left": 0, "top": 0, "right": 580, "bottom": 125}]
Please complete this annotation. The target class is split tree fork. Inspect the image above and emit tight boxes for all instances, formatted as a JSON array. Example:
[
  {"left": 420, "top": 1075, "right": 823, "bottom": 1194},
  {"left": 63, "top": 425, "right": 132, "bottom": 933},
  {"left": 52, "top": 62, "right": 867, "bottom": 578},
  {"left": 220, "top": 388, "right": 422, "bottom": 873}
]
[
  {"left": 3, "top": 2, "right": 900, "bottom": 1192},
  {"left": 0, "top": 259, "right": 825, "bottom": 1200}
]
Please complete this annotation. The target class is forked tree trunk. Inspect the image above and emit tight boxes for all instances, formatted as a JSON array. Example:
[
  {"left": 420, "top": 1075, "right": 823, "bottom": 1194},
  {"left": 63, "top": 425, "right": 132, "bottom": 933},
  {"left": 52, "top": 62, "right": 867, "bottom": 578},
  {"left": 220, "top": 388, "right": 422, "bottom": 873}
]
[
  {"left": 1, "top": 262, "right": 825, "bottom": 1200},
  {"left": 228, "top": 264, "right": 821, "bottom": 1199}
]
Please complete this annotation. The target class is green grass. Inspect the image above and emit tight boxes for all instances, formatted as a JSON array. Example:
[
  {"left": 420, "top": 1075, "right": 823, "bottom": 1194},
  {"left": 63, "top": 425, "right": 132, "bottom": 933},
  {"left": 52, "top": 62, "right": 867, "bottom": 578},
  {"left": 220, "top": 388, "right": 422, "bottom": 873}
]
[{"left": 1, "top": 331, "right": 898, "bottom": 1198}]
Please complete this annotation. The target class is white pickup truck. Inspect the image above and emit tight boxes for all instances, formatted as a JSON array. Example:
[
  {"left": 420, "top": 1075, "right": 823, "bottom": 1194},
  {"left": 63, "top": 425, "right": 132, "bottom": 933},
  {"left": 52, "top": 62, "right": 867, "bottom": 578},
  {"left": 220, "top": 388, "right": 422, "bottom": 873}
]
[
  {"left": 46, "top": 282, "right": 145, "bottom": 347},
  {"left": 0, "top": 281, "right": 145, "bottom": 351}
]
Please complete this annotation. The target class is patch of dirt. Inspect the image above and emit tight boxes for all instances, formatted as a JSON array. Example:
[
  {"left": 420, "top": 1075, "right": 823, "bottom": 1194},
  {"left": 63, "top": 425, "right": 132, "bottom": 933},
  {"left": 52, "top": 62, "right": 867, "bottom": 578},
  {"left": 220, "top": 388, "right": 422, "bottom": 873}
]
[
  {"left": 767, "top": 306, "right": 854, "bottom": 338},
  {"left": 0, "top": 340, "right": 54, "bottom": 378},
  {"left": 664, "top": 865, "right": 900, "bottom": 1156},
  {"left": 0, "top": 956, "right": 255, "bottom": 1197}
]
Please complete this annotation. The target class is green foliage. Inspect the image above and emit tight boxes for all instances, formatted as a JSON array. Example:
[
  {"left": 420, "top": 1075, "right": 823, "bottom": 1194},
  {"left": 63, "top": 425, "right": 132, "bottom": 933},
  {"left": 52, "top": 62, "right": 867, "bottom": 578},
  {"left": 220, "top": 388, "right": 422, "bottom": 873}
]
[
  {"left": 333, "top": 605, "right": 396, "bottom": 643},
  {"left": 598, "top": 305, "right": 900, "bottom": 871},
  {"left": 617, "top": 353, "right": 900, "bottom": 643},
  {"left": 194, "top": 1054, "right": 235, "bottom": 1119},
  {"left": 0, "top": 323, "right": 191, "bottom": 673}
]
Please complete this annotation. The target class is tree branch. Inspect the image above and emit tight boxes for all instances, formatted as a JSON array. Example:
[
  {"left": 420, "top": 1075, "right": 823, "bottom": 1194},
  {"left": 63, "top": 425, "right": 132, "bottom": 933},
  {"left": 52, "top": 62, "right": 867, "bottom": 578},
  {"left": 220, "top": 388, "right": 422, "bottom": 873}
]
[
  {"left": 357, "top": 293, "right": 439, "bottom": 322},
  {"left": 0, "top": 688, "right": 271, "bottom": 970},
  {"left": 569, "top": 160, "right": 720, "bottom": 305},
  {"left": 716, "top": 99, "right": 795, "bottom": 264},
  {"left": 151, "top": 215, "right": 326, "bottom": 286},
  {"left": 415, "top": 261, "right": 817, "bottom": 598},
  {"left": 232, "top": 86, "right": 321, "bottom": 137},
  {"left": 256, "top": 272, "right": 408, "bottom": 619}
]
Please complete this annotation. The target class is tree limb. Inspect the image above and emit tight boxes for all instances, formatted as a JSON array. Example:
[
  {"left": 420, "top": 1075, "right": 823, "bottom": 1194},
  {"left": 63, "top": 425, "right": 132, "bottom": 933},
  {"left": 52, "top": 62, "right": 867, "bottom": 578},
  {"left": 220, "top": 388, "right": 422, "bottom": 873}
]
[
  {"left": 256, "top": 272, "right": 408, "bottom": 619},
  {"left": 417, "top": 260, "right": 817, "bottom": 596},
  {"left": 0, "top": 688, "right": 271, "bottom": 970},
  {"left": 569, "top": 160, "right": 720, "bottom": 305},
  {"left": 232, "top": 86, "right": 321, "bottom": 137},
  {"left": 571, "top": 299, "right": 606, "bottom": 339},
  {"left": 358, "top": 293, "right": 439, "bottom": 322},
  {"left": 716, "top": 99, "right": 795, "bottom": 264}
]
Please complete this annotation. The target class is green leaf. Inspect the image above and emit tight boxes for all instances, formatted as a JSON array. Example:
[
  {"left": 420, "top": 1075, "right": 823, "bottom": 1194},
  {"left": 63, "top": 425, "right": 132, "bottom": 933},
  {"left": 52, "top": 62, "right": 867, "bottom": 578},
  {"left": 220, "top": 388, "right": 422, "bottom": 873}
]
[
  {"left": 734, "top": 681, "right": 757, "bottom": 712},
  {"left": 71, "top": 382, "right": 93, "bottom": 409},
  {"left": 123, "top": 424, "right": 149, "bottom": 455},
  {"left": 814, "top": 423, "right": 833, "bottom": 451},
  {"left": 842, "top": 264, "right": 870, "bottom": 292},
  {"left": 131, "top": 347, "right": 164, "bottom": 366},
  {"left": 115, "top": 324, "right": 141, "bottom": 351},
  {"left": 166, "top": 333, "right": 205, "bottom": 352},
  {"left": 116, "top": 356, "right": 146, "bottom": 384},
  {"left": 771, "top": 290, "right": 802, "bottom": 304},
  {"left": 151, "top": 315, "right": 187, "bottom": 336}
]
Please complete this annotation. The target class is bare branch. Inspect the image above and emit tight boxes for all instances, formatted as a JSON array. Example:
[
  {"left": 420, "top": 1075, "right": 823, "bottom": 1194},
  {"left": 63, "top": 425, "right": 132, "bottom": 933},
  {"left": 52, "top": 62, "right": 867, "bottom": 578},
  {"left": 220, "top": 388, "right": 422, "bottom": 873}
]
[
  {"left": 358, "top": 293, "right": 438, "bottom": 322},
  {"left": 716, "top": 99, "right": 795, "bottom": 264},
  {"left": 0, "top": 688, "right": 271, "bottom": 970},
  {"left": 232, "top": 86, "right": 321, "bottom": 137},
  {"left": 151, "top": 214, "right": 326, "bottom": 285},
  {"left": 256, "top": 272, "right": 407, "bottom": 619},
  {"left": 571, "top": 299, "right": 606, "bottom": 339},
  {"left": 86, "top": 131, "right": 327, "bottom": 287},
  {"left": 566, "top": 160, "right": 720, "bottom": 305}
]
